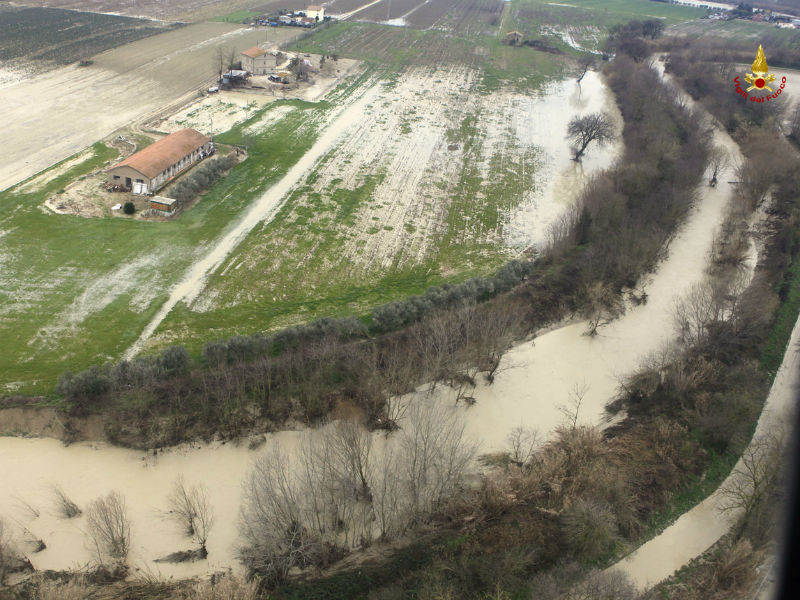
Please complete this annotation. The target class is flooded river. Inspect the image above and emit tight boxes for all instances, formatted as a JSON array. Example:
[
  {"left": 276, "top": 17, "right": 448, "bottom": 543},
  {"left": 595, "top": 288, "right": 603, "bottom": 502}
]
[{"left": 0, "top": 69, "right": 746, "bottom": 578}]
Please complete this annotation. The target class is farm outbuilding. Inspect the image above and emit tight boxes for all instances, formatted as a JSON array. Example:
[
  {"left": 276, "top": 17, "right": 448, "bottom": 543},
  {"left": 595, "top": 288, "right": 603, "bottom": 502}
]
[
  {"left": 150, "top": 196, "right": 178, "bottom": 214},
  {"left": 107, "top": 128, "right": 213, "bottom": 195},
  {"left": 242, "top": 46, "right": 270, "bottom": 75},
  {"left": 306, "top": 5, "right": 324, "bottom": 20}
]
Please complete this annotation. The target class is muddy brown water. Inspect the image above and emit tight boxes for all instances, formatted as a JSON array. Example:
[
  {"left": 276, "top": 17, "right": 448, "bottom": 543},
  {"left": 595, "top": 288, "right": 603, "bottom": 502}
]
[{"left": 0, "top": 70, "right": 748, "bottom": 579}]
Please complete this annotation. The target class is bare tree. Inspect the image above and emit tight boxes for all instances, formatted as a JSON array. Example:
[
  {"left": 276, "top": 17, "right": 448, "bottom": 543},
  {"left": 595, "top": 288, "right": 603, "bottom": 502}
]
[
  {"left": 396, "top": 401, "right": 477, "bottom": 525},
  {"left": 328, "top": 407, "right": 373, "bottom": 500},
  {"left": 673, "top": 281, "right": 725, "bottom": 348},
  {"left": 0, "top": 518, "right": 23, "bottom": 585},
  {"left": 183, "top": 572, "right": 260, "bottom": 600},
  {"left": 561, "top": 497, "right": 619, "bottom": 561},
  {"left": 213, "top": 46, "right": 226, "bottom": 82},
  {"left": 719, "top": 431, "right": 784, "bottom": 528},
  {"left": 52, "top": 486, "right": 81, "bottom": 519},
  {"left": 167, "top": 478, "right": 215, "bottom": 553},
  {"left": 213, "top": 45, "right": 237, "bottom": 82},
  {"left": 506, "top": 426, "right": 540, "bottom": 467},
  {"left": 707, "top": 145, "right": 729, "bottom": 187},
  {"left": 566, "top": 112, "right": 616, "bottom": 161},
  {"left": 367, "top": 444, "right": 402, "bottom": 540},
  {"left": 576, "top": 55, "right": 596, "bottom": 84},
  {"left": 559, "top": 381, "right": 589, "bottom": 430},
  {"left": 85, "top": 491, "right": 131, "bottom": 567},
  {"left": 582, "top": 281, "right": 624, "bottom": 336},
  {"left": 473, "top": 302, "right": 522, "bottom": 383}
]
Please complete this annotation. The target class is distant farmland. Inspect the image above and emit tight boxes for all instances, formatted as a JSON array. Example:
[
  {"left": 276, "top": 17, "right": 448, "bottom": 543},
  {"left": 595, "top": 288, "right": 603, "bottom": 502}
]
[{"left": 0, "top": 5, "right": 180, "bottom": 66}]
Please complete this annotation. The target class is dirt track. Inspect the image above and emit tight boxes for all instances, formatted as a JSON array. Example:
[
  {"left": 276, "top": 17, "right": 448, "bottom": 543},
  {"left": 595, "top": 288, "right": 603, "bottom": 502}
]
[{"left": 0, "top": 22, "right": 298, "bottom": 192}]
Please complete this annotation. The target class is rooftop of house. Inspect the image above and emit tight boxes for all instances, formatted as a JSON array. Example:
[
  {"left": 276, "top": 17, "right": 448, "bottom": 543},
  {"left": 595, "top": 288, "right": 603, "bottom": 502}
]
[
  {"left": 242, "top": 46, "right": 267, "bottom": 59},
  {"left": 110, "top": 129, "right": 210, "bottom": 179}
]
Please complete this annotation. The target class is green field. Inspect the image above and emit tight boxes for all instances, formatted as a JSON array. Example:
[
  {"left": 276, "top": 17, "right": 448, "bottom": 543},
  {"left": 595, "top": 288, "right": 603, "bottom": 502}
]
[
  {"left": 212, "top": 10, "right": 261, "bottom": 23},
  {"left": 0, "top": 96, "right": 339, "bottom": 394},
  {"left": 0, "top": 0, "right": 713, "bottom": 395}
]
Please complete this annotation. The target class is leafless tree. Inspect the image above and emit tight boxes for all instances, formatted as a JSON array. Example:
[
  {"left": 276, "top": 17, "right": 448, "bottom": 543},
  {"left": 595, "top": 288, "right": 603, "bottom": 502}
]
[
  {"left": 0, "top": 518, "right": 22, "bottom": 585},
  {"left": 566, "top": 112, "right": 616, "bottom": 161},
  {"left": 52, "top": 486, "right": 81, "bottom": 519},
  {"left": 719, "top": 431, "right": 784, "bottom": 527},
  {"left": 576, "top": 55, "right": 596, "bottom": 84},
  {"left": 673, "top": 281, "right": 725, "bottom": 348},
  {"left": 582, "top": 281, "right": 624, "bottom": 336},
  {"left": 167, "top": 478, "right": 215, "bottom": 551},
  {"left": 239, "top": 402, "right": 476, "bottom": 578},
  {"left": 367, "top": 445, "right": 402, "bottom": 540},
  {"left": 559, "top": 381, "right": 589, "bottom": 430},
  {"left": 561, "top": 497, "right": 619, "bottom": 561},
  {"left": 85, "top": 491, "right": 131, "bottom": 566},
  {"left": 396, "top": 402, "right": 477, "bottom": 525},
  {"left": 328, "top": 408, "right": 373, "bottom": 500},
  {"left": 473, "top": 302, "right": 522, "bottom": 383},
  {"left": 213, "top": 45, "right": 237, "bottom": 82},
  {"left": 183, "top": 571, "right": 260, "bottom": 600},
  {"left": 707, "top": 145, "right": 729, "bottom": 187},
  {"left": 506, "top": 426, "right": 540, "bottom": 467},
  {"left": 213, "top": 46, "right": 226, "bottom": 82}
]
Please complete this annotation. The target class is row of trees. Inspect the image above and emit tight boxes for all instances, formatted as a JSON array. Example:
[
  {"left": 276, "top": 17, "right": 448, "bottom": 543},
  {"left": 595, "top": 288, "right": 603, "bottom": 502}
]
[
  {"left": 168, "top": 153, "right": 237, "bottom": 205},
  {"left": 238, "top": 401, "right": 475, "bottom": 584}
]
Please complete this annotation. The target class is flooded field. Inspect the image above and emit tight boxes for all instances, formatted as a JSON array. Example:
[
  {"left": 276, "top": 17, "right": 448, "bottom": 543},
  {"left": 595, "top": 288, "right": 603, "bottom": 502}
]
[
  {"left": 0, "top": 92, "right": 745, "bottom": 577},
  {"left": 141, "top": 66, "right": 620, "bottom": 350}
]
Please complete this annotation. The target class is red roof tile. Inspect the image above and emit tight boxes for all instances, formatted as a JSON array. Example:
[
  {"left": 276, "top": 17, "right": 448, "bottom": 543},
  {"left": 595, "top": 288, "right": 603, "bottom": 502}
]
[
  {"left": 111, "top": 129, "right": 210, "bottom": 179},
  {"left": 242, "top": 46, "right": 267, "bottom": 59}
]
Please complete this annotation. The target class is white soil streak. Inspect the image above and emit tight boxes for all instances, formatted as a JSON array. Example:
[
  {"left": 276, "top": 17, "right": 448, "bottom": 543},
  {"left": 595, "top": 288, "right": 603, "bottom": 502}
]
[
  {"left": 123, "top": 84, "right": 381, "bottom": 359},
  {"left": 607, "top": 313, "right": 800, "bottom": 591},
  {"left": 335, "top": 0, "right": 387, "bottom": 19}
]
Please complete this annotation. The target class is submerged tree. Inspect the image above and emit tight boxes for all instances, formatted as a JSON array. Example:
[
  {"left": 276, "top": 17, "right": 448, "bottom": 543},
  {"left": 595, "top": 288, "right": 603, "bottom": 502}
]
[
  {"left": 566, "top": 112, "right": 616, "bottom": 161},
  {"left": 85, "top": 491, "right": 131, "bottom": 568}
]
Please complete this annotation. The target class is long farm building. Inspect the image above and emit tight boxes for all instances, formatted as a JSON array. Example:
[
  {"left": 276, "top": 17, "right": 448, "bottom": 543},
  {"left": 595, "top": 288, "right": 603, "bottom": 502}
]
[{"left": 107, "top": 128, "right": 213, "bottom": 194}]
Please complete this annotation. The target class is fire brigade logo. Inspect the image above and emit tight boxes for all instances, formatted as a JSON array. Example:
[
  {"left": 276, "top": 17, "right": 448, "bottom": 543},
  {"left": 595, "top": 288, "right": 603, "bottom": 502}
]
[{"left": 734, "top": 45, "right": 786, "bottom": 103}]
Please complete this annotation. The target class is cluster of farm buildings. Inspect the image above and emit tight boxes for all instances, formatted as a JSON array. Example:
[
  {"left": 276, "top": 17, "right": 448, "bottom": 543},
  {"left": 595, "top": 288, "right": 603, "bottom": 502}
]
[
  {"left": 671, "top": 0, "right": 800, "bottom": 27},
  {"left": 101, "top": 5, "right": 331, "bottom": 214},
  {"left": 106, "top": 128, "right": 213, "bottom": 213},
  {"left": 249, "top": 5, "right": 328, "bottom": 28}
]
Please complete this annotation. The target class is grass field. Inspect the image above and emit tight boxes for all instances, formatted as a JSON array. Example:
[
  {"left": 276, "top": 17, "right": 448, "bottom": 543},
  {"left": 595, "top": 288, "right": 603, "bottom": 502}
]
[
  {"left": 212, "top": 9, "right": 262, "bottom": 22},
  {"left": 1, "top": 0, "right": 710, "bottom": 394},
  {"left": 0, "top": 92, "right": 339, "bottom": 394}
]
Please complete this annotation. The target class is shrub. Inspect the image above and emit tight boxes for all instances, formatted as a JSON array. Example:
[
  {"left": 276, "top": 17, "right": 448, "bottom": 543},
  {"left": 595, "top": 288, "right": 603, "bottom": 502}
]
[
  {"left": 123, "top": 201, "right": 135, "bottom": 215},
  {"left": 561, "top": 497, "right": 620, "bottom": 562}
]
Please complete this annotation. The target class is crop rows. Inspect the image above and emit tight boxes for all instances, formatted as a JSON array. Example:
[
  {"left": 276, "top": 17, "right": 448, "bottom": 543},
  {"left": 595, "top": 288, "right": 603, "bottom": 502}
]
[{"left": 0, "top": 6, "right": 178, "bottom": 64}]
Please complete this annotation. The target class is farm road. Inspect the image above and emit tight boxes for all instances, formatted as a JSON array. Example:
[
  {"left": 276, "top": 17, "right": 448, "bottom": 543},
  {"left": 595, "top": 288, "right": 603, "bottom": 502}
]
[
  {"left": 123, "top": 80, "right": 382, "bottom": 359},
  {"left": 0, "top": 22, "right": 289, "bottom": 192}
]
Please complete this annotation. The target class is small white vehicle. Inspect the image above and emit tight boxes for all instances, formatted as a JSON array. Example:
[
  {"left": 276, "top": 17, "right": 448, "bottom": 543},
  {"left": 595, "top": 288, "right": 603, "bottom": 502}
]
[{"left": 208, "top": 86, "right": 219, "bottom": 94}]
